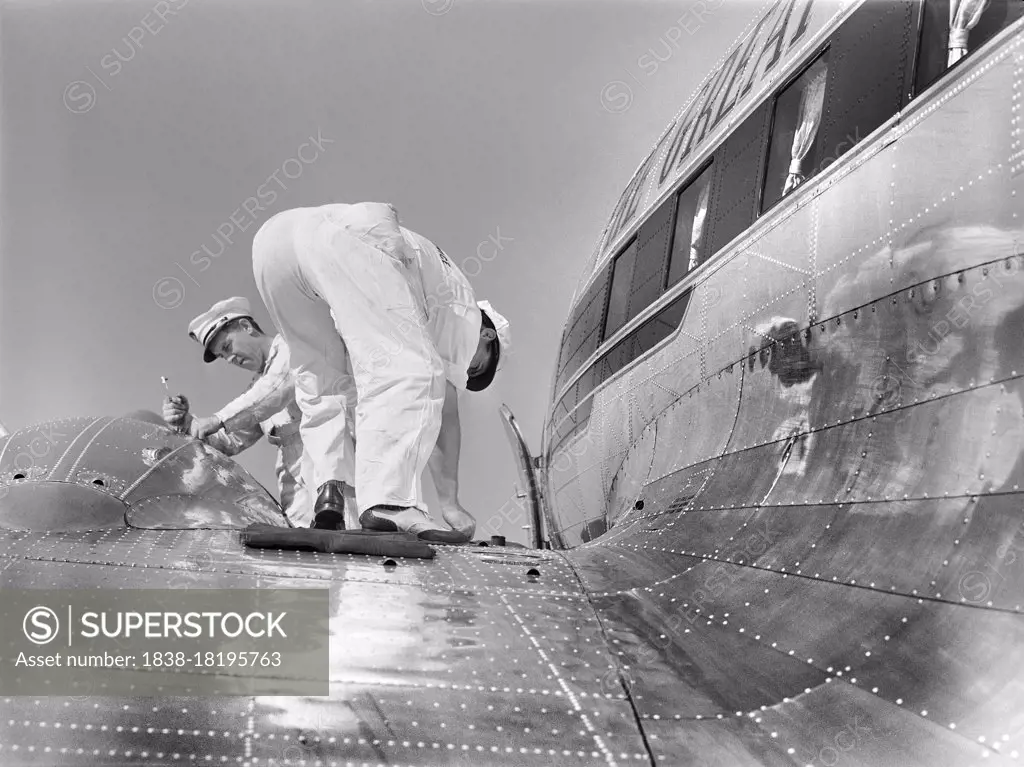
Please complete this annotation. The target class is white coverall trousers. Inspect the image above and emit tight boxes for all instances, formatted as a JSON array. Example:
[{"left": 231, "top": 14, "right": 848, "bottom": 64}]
[
  {"left": 268, "top": 426, "right": 309, "bottom": 526},
  {"left": 274, "top": 428, "right": 359, "bottom": 529},
  {"left": 253, "top": 204, "right": 446, "bottom": 514}
]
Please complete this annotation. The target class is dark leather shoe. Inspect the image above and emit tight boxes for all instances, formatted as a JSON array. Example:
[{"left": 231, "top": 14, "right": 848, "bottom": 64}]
[{"left": 311, "top": 480, "right": 347, "bottom": 530}]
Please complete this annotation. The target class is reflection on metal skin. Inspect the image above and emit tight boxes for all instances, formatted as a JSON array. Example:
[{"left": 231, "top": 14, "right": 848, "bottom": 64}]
[
  {"left": 0, "top": 520, "right": 653, "bottom": 764},
  {"left": 0, "top": 412, "right": 655, "bottom": 765},
  {"left": 0, "top": 412, "right": 285, "bottom": 531},
  {"left": 1, "top": 9, "right": 1023, "bottom": 767},
  {"left": 544, "top": 13, "right": 1024, "bottom": 765},
  {"left": 541, "top": 19, "right": 1024, "bottom": 766}
]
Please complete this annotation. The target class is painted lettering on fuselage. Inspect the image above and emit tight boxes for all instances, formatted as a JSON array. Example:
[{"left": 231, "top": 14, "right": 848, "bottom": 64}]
[{"left": 605, "top": 0, "right": 822, "bottom": 246}]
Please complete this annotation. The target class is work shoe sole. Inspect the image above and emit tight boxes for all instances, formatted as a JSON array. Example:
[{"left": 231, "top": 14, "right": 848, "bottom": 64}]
[
  {"left": 416, "top": 529, "right": 472, "bottom": 544},
  {"left": 311, "top": 510, "right": 345, "bottom": 530}
]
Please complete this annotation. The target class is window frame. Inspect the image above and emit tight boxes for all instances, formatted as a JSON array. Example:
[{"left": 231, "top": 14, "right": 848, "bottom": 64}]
[
  {"left": 911, "top": 0, "right": 1024, "bottom": 97},
  {"left": 600, "top": 235, "right": 639, "bottom": 344},
  {"left": 663, "top": 158, "right": 714, "bottom": 291},
  {"left": 550, "top": 287, "right": 694, "bottom": 456},
  {"left": 758, "top": 43, "right": 832, "bottom": 216},
  {"left": 554, "top": 0, "right": 948, "bottom": 413}
]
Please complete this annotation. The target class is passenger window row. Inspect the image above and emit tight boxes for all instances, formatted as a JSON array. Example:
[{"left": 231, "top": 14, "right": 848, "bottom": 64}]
[
  {"left": 549, "top": 0, "right": 1022, "bottom": 454},
  {"left": 550, "top": 292, "right": 692, "bottom": 454}
]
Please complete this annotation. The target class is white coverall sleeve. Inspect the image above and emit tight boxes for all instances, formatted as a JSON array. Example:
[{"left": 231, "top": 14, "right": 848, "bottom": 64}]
[
  {"left": 401, "top": 230, "right": 481, "bottom": 390},
  {"left": 213, "top": 349, "right": 294, "bottom": 434},
  {"left": 435, "top": 302, "right": 480, "bottom": 390},
  {"left": 203, "top": 421, "right": 265, "bottom": 457}
]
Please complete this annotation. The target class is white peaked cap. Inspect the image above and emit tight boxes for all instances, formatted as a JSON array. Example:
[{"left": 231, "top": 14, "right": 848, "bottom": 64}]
[
  {"left": 188, "top": 296, "right": 253, "bottom": 363},
  {"left": 477, "top": 300, "right": 510, "bottom": 371}
]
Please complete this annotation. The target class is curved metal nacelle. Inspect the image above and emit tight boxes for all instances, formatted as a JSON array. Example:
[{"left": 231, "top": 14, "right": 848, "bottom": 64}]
[{"left": 0, "top": 412, "right": 286, "bottom": 531}]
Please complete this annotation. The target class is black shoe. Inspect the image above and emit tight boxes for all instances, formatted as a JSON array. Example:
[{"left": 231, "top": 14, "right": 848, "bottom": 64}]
[{"left": 311, "top": 480, "right": 347, "bottom": 530}]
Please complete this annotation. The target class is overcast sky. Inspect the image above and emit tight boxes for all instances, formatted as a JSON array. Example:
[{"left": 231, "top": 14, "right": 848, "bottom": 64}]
[{"left": 0, "top": 0, "right": 765, "bottom": 542}]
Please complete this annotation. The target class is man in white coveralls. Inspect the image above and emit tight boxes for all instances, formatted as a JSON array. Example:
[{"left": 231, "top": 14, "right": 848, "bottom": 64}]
[
  {"left": 251, "top": 202, "right": 510, "bottom": 543},
  {"left": 162, "top": 296, "right": 358, "bottom": 528}
]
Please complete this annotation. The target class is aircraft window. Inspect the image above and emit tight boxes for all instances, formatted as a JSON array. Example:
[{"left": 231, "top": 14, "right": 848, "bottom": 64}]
[
  {"left": 550, "top": 289, "right": 692, "bottom": 456},
  {"left": 555, "top": 270, "right": 610, "bottom": 393},
  {"left": 762, "top": 51, "right": 830, "bottom": 211},
  {"left": 703, "top": 100, "right": 772, "bottom": 259},
  {"left": 623, "top": 195, "right": 677, "bottom": 326},
  {"left": 602, "top": 238, "right": 638, "bottom": 341},
  {"left": 915, "top": 0, "right": 1024, "bottom": 93},
  {"left": 666, "top": 163, "right": 713, "bottom": 287},
  {"left": 814, "top": 2, "right": 916, "bottom": 179}
]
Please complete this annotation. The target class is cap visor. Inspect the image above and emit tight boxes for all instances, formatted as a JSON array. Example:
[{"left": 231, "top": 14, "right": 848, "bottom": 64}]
[{"left": 203, "top": 348, "right": 217, "bottom": 363}]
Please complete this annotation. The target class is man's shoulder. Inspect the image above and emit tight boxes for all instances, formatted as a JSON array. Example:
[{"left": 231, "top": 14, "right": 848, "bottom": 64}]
[
  {"left": 246, "top": 335, "right": 294, "bottom": 386},
  {"left": 267, "top": 334, "right": 290, "bottom": 360}
]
